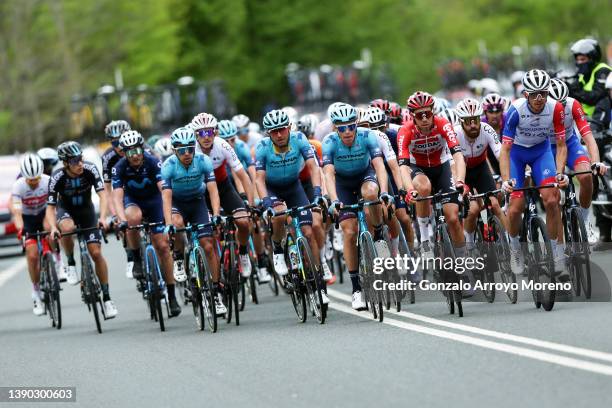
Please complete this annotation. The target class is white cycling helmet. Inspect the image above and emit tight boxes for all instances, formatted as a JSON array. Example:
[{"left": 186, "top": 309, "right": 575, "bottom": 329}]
[
  {"left": 366, "top": 106, "right": 386, "bottom": 126},
  {"left": 248, "top": 122, "right": 261, "bottom": 133},
  {"left": 327, "top": 102, "right": 345, "bottom": 119},
  {"left": 522, "top": 69, "right": 550, "bottom": 93},
  {"left": 20, "top": 153, "right": 44, "bottom": 179},
  {"left": 510, "top": 70, "right": 526, "bottom": 84},
  {"left": 479, "top": 78, "right": 501, "bottom": 95},
  {"left": 36, "top": 147, "right": 59, "bottom": 164},
  {"left": 455, "top": 98, "right": 484, "bottom": 118},
  {"left": 119, "top": 130, "right": 144, "bottom": 149},
  {"left": 482, "top": 93, "right": 505, "bottom": 112},
  {"left": 357, "top": 107, "right": 369, "bottom": 126},
  {"left": 154, "top": 138, "right": 173, "bottom": 157},
  {"left": 297, "top": 114, "right": 319, "bottom": 135},
  {"left": 439, "top": 109, "right": 461, "bottom": 127},
  {"left": 549, "top": 78, "right": 569, "bottom": 104},
  {"left": 232, "top": 114, "right": 250, "bottom": 129},
  {"left": 105, "top": 120, "right": 131, "bottom": 139},
  {"left": 281, "top": 106, "right": 298, "bottom": 124},
  {"left": 191, "top": 112, "right": 218, "bottom": 130},
  {"left": 433, "top": 97, "right": 452, "bottom": 115}
]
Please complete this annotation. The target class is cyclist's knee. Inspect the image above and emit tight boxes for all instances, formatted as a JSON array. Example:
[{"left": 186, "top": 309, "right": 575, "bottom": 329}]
[
  {"left": 172, "top": 214, "right": 184, "bottom": 227},
  {"left": 301, "top": 225, "right": 313, "bottom": 240},
  {"left": 25, "top": 246, "right": 38, "bottom": 263},
  {"left": 59, "top": 219, "right": 75, "bottom": 232},
  {"left": 152, "top": 236, "right": 170, "bottom": 254},
  {"left": 88, "top": 244, "right": 103, "bottom": 260},
  {"left": 235, "top": 218, "right": 249, "bottom": 232},
  {"left": 340, "top": 220, "right": 358, "bottom": 241},
  {"left": 125, "top": 206, "right": 142, "bottom": 224},
  {"left": 201, "top": 238, "right": 215, "bottom": 254},
  {"left": 361, "top": 182, "right": 379, "bottom": 201},
  {"left": 542, "top": 192, "right": 559, "bottom": 210}
]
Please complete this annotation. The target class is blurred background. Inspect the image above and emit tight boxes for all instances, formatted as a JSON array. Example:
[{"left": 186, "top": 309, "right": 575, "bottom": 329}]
[{"left": 0, "top": 0, "right": 610, "bottom": 153}]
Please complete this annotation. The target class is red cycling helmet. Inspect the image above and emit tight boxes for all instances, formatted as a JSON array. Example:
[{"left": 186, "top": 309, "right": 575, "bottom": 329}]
[
  {"left": 370, "top": 98, "right": 390, "bottom": 113},
  {"left": 406, "top": 91, "right": 435, "bottom": 112},
  {"left": 388, "top": 102, "right": 402, "bottom": 120},
  {"left": 401, "top": 108, "right": 412, "bottom": 125}
]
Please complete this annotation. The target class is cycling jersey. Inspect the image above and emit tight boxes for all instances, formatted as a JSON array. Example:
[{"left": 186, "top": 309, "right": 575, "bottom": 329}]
[
  {"left": 502, "top": 98, "right": 565, "bottom": 147},
  {"left": 111, "top": 152, "right": 162, "bottom": 199},
  {"left": 246, "top": 131, "right": 263, "bottom": 149},
  {"left": 12, "top": 175, "right": 50, "bottom": 216},
  {"left": 48, "top": 163, "right": 104, "bottom": 208},
  {"left": 298, "top": 139, "right": 323, "bottom": 181},
  {"left": 454, "top": 123, "right": 501, "bottom": 168},
  {"left": 255, "top": 131, "right": 315, "bottom": 186},
  {"left": 196, "top": 137, "right": 243, "bottom": 182},
  {"left": 481, "top": 112, "right": 506, "bottom": 134},
  {"left": 549, "top": 97, "right": 591, "bottom": 145},
  {"left": 321, "top": 128, "right": 382, "bottom": 177},
  {"left": 234, "top": 139, "right": 254, "bottom": 169},
  {"left": 397, "top": 116, "right": 460, "bottom": 167},
  {"left": 101, "top": 147, "right": 122, "bottom": 184},
  {"left": 161, "top": 153, "right": 215, "bottom": 200},
  {"left": 314, "top": 118, "right": 334, "bottom": 141},
  {"left": 373, "top": 129, "right": 396, "bottom": 162}
]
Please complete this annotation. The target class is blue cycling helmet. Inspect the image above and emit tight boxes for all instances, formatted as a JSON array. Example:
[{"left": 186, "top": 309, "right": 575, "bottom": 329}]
[
  {"left": 218, "top": 120, "right": 238, "bottom": 139},
  {"left": 329, "top": 103, "right": 357, "bottom": 124},
  {"left": 170, "top": 126, "right": 196, "bottom": 147},
  {"left": 104, "top": 120, "right": 131, "bottom": 139},
  {"left": 262, "top": 109, "right": 290, "bottom": 131}
]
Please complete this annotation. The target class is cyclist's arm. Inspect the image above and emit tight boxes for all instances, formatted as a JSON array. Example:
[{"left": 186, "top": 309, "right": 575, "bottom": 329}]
[
  {"left": 255, "top": 170, "right": 268, "bottom": 200},
  {"left": 323, "top": 164, "right": 338, "bottom": 202},
  {"left": 451, "top": 151, "right": 466, "bottom": 183},
  {"left": 387, "top": 158, "right": 403, "bottom": 192},
  {"left": 162, "top": 189, "right": 173, "bottom": 225},
  {"left": 45, "top": 205, "right": 57, "bottom": 232},
  {"left": 372, "top": 157, "right": 388, "bottom": 194},
  {"left": 499, "top": 143, "right": 512, "bottom": 182},
  {"left": 206, "top": 181, "right": 221, "bottom": 217},
  {"left": 573, "top": 100, "right": 601, "bottom": 163},
  {"left": 553, "top": 101, "right": 567, "bottom": 174},
  {"left": 103, "top": 183, "right": 116, "bottom": 217},
  {"left": 235, "top": 167, "right": 254, "bottom": 205},
  {"left": 248, "top": 166, "right": 260, "bottom": 200},
  {"left": 305, "top": 157, "right": 321, "bottom": 191},
  {"left": 11, "top": 203, "right": 23, "bottom": 232},
  {"left": 97, "top": 189, "right": 109, "bottom": 222}
]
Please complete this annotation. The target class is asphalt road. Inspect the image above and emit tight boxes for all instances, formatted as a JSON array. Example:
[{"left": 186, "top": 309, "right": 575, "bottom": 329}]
[{"left": 1, "top": 239, "right": 612, "bottom": 408}]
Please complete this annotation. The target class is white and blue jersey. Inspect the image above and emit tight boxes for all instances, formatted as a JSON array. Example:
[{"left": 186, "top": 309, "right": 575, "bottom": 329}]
[
  {"left": 161, "top": 153, "right": 215, "bottom": 201},
  {"left": 255, "top": 132, "right": 315, "bottom": 187},
  {"left": 502, "top": 98, "right": 565, "bottom": 148},
  {"left": 321, "top": 128, "right": 382, "bottom": 177}
]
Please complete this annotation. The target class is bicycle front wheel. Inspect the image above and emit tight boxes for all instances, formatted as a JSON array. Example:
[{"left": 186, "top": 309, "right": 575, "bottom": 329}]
[
  {"left": 43, "top": 253, "right": 62, "bottom": 329},
  {"left": 83, "top": 256, "right": 102, "bottom": 334},
  {"left": 146, "top": 247, "right": 165, "bottom": 332},
  {"left": 529, "top": 217, "right": 555, "bottom": 311},
  {"left": 360, "top": 233, "right": 382, "bottom": 322},
  {"left": 297, "top": 236, "right": 326, "bottom": 324},
  {"left": 569, "top": 208, "right": 591, "bottom": 299},
  {"left": 195, "top": 247, "right": 217, "bottom": 333},
  {"left": 490, "top": 216, "right": 516, "bottom": 304},
  {"left": 438, "top": 225, "right": 462, "bottom": 317}
]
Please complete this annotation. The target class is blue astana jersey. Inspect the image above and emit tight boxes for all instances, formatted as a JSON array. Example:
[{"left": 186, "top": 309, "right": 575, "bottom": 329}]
[
  {"left": 161, "top": 152, "right": 215, "bottom": 200},
  {"left": 321, "top": 128, "right": 382, "bottom": 177},
  {"left": 255, "top": 132, "right": 315, "bottom": 186}
]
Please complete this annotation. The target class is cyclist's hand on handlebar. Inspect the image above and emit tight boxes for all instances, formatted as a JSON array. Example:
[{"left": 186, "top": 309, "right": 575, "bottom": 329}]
[
  {"left": 50, "top": 227, "right": 61, "bottom": 241},
  {"left": 314, "top": 195, "right": 327, "bottom": 208},
  {"left": 118, "top": 221, "right": 128, "bottom": 232},
  {"left": 502, "top": 179, "right": 514, "bottom": 193},
  {"left": 211, "top": 215, "right": 223, "bottom": 227},
  {"left": 264, "top": 207, "right": 276, "bottom": 218},
  {"left": 329, "top": 200, "right": 342, "bottom": 217},
  {"left": 455, "top": 180, "right": 469, "bottom": 197},
  {"left": 380, "top": 192, "right": 394, "bottom": 205},
  {"left": 98, "top": 217, "right": 109, "bottom": 232},
  {"left": 556, "top": 173, "right": 569, "bottom": 188},
  {"left": 592, "top": 162, "right": 608, "bottom": 176},
  {"left": 164, "top": 224, "right": 175, "bottom": 235},
  {"left": 262, "top": 196, "right": 274, "bottom": 210}
]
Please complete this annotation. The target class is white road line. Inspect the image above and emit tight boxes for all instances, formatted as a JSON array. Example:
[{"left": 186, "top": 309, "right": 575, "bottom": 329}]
[
  {"left": 0, "top": 258, "right": 27, "bottom": 288},
  {"left": 328, "top": 301, "right": 612, "bottom": 377},
  {"left": 327, "top": 288, "right": 612, "bottom": 364}
]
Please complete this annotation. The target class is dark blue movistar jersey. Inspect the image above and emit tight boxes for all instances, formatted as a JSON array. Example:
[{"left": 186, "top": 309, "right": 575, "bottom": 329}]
[{"left": 111, "top": 152, "right": 162, "bottom": 199}]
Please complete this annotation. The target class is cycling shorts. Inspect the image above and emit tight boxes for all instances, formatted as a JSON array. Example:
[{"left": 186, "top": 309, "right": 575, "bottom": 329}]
[
  {"left": 465, "top": 160, "right": 496, "bottom": 195},
  {"left": 124, "top": 195, "right": 165, "bottom": 234},
  {"left": 336, "top": 166, "right": 379, "bottom": 221},
  {"left": 56, "top": 204, "right": 101, "bottom": 244},
  {"left": 171, "top": 196, "right": 212, "bottom": 238},
  {"left": 23, "top": 212, "right": 46, "bottom": 247},
  {"left": 550, "top": 136, "right": 590, "bottom": 170},
  {"left": 205, "top": 177, "right": 245, "bottom": 216},
  {"left": 410, "top": 161, "right": 458, "bottom": 205},
  {"left": 266, "top": 180, "right": 312, "bottom": 226},
  {"left": 510, "top": 141, "right": 557, "bottom": 198}
]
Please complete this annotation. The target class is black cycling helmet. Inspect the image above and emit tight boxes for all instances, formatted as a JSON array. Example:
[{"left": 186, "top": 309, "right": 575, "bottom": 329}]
[{"left": 57, "top": 141, "right": 83, "bottom": 161}]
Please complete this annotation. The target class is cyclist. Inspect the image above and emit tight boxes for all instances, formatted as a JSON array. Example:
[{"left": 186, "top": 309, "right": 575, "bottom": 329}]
[
  {"left": 161, "top": 126, "right": 226, "bottom": 315},
  {"left": 297, "top": 114, "right": 320, "bottom": 139},
  {"left": 548, "top": 78, "right": 607, "bottom": 242},
  {"left": 36, "top": 148, "right": 60, "bottom": 176},
  {"left": 481, "top": 93, "right": 507, "bottom": 175},
  {"left": 314, "top": 102, "right": 344, "bottom": 141},
  {"left": 500, "top": 69, "right": 569, "bottom": 276},
  {"left": 322, "top": 103, "right": 391, "bottom": 310},
  {"left": 397, "top": 91, "right": 468, "bottom": 264},
  {"left": 453, "top": 98, "right": 507, "bottom": 248},
  {"left": 101, "top": 120, "right": 131, "bottom": 220},
  {"left": 510, "top": 71, "right": 525, "bottom": 100},
  {"left": 46, "top": 141, "right": 118, "bottom": 318},
  {"left": 217, "top": 119, "right": 271, "bottom": 284},
  {"left": 111, "top": 131, "right": 182, "bottom": 317},
  {"left": 254, "top": 109, "right": 328, "bottom": 303},
  {"left": 233, "top": 114, "right": 261, "bottom": 149},
  {"left": 153, "top": 137, "right": 174, "bottom": 162},
  {"left": 191, "top": 113, "right": 255, "bottom": 281},
  {"left": 12, "top": 154, "right": 55, "bottom": 315},
  {"left": 433, "top": 97, "right": 452, "bottom": 115}
]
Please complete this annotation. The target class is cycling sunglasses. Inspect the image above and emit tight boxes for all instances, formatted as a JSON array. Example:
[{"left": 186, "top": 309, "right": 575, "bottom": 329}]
[
  {"left": 174, "top": 146, "right": 195, "bottom": 155},
  {"left": 226, "top": 137, "right": 236, "bottom": 144},
  {"left": 195, "top": 128, "right": 216, "bottom": 138},
  {"left": 336, "top": 123, "right": 357, "bottom": 133},
  {"left": 413, "top": 110, "right": 434, "bottom": 120},
  {"left": 125, "top": 147, "right": 143, "bottom": 158},
  {"left": 527, "top": 90, "right": 548, "bottom": 100},
  {"left": 67, "top": 156, "right": 83, "bottom": 166},
  {"left": 460, "top": 116, "right": 481, "bottom": 125},
  {"left": 268, "top": 126, "right": 290, "bottom": 135}
]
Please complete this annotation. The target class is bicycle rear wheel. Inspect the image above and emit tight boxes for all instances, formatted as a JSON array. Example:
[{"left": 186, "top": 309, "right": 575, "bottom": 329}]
[
  {"left": 298, "top": 236, "right": 326, "bottom": 324},
  {"left": 195, "top": 247, "right": 217, "bottom": 333},
  {"left": 146, "top": 247, "right": 165, "bottom": 332},
  {"left": 44, "top": 253, "right": 62, "bottom": 329},
  {"left": 360, "top": 233, "right": 382, "bottom": 322},
  {"left": 569, "top": 208, "right": 591, "bottom": 299},
  {"left": 529, "top": 217, "right": 555, "bottom": 311}
]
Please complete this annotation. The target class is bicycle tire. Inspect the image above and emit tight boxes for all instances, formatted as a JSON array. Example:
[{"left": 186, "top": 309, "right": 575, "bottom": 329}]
[
  {"left": 83, "top": 255, "right": 102, "bottom": 334},
  {"left": 475, "top": 223, "right": 495, "bottom": 303},
  {"left": 569, "top": 208, "right": 592, "bottom": 299},
  {"left": 285, "top": 243, "right": 307, "bottom": 323},
  {"left": 146, "top": 247, "right": 165, "bottom": 332},
  {"left": 195, "top": 247, "right": 216, "bottom": 333},
  {"left": 249, "top": 265, "right": 259, "bottom": 304},
  {"left": 45, "top": 253, "right": 62, "bottom": 329},
  {"left": 439, "top": 225, "right": 462, "bottom": 317},
  {"left": 490, "top": 215, "right": 517, "bottom": 304},
  {"left": 360, "top": 232, "right": 382, "bottom": 322},
  {"left": 226, "top": 242, "right": 240, "bottom": 326},
  {"left": 297, "top": 236, "right": 326, "bottom": 324},
  {"left": 529, "top": 217, "right": 555, "bottom": 311}
]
